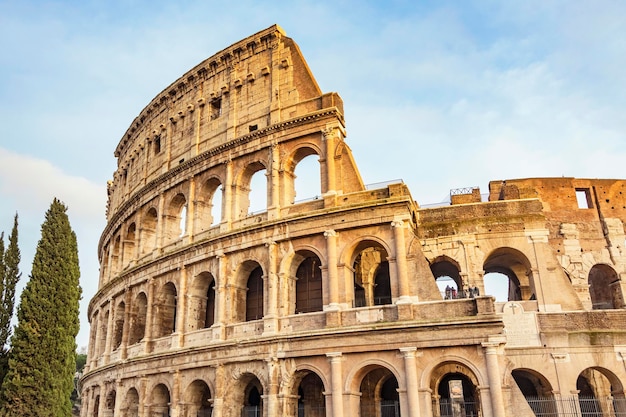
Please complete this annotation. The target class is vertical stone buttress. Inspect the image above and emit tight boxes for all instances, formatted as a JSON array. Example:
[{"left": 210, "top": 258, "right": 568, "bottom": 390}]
[
  {"left": 392, "top": 219, "right": 411, "bottom": 303},
  {"left": 400, "top": 347, "right": 421, "bottom": 417},
  {"left": 322, "top": 128, "right": 337, "bottom": 194},
  {"left": 324, "top": 230, "right": 340, "bottom": 309},
  {"left": 482, "top": 338, "right": 506, "bottom": 417},
  {"left": 264, "top": 241, "right": 279, "bottom": 334},
  {"left": 327, "top": 352, "right": 344, "bottom": 417}
]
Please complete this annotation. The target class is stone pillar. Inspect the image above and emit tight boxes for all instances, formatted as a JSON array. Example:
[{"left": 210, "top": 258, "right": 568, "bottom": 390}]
[
  {"left": 266, "top": 358, "right": 279, "bottom": 417},
  {"left": 392, "top": 219, "right": 411, "bottom": 303},
  {"left": 139, "top": 376, "right": 148, "bottom": 417},
  {"left": 113, "top": 379, "right": 123, "bottom": 417},
  {"left": 104, "top": 300, "right": 114, "bottom": 362},
  {"left": 80, "top": 386, "right": 90, "bottom": 417},
  {"left": 324, "top": 230, "right": 340, "bottom": 309},
  {"left": 212, "top": 253, "right": 227, "bottom": 340},
  {"left": 186, "top": 176, "right": 196, "bottom": 240},
  {"left": 223, "top": 160, "right": 233, "bottom": 227},
  {"left": 211, "top": 364, "right": 225, "bottom": 417},
  {"left": 120, "top": 288, "right": 131, "bottom": 360},
  {"left": 400, "top": 347, "right": 421, "bottom": 417},
  {"left": 156, "top": 193, "right": 166, "bottom": 251},
  {"left": 322, "top": 128, "right": 337, "bottom": 193},
  {"left": 174, "top": 265, "right": 188, "bottom": 348},
  {"left": 144, "top": 278, "right": 156, "bottom": 352},
  {"left": 171, "top": 370, "right": 181, "bottom": 417},
  {"left": 264, "top": 241, "right": 279, "bottom": 334},
  {"left": 327, "top": 352, "right": 344, "bottom": 417},
  {"left": 268, "top": 144, "right": 280, "bottom": 218},
  {"left": 482, "top": 339, "right": 506, "bottom": 417}
]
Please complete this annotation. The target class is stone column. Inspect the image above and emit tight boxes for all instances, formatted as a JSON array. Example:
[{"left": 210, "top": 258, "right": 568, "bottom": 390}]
[
  {"left": 266, "top": 358, "right": 279, "bottom": 417},
  {"left": 186, "top": 176, "right": 196, "bottom": 240},
  {"left": 482, "top": 339, "right": 506, "bottom": 417},
  {"left": 144, "top": 278, "right": 156, "bottom": 352},
  {"left": 223, "top": 160, "right": 233, "bottom": 227},
  {"left": 268, "top": 144, "right": 280, "bottom": 217},
  {"left": 327, "top": 352, "right": 344, "bottom": 417},
  {"left": 120, "top": 288, "right": 131, "bottom": 360},
  {"left": 113, "top": 379, "right": 123, "bottom": 417},
  {"left": 175, "top": 265, "right": 188, "bottom": 348},
  {"left": 171, "top": 370, "right": 181, "bottom": 417},
  {"left": 104, "top": 300, "right": 114, "bottom": 362},
  {"left": 211, "top": 364, "right": 225, "bottom": 417},
  {"left": 322, "top": 128, "right": 337, "bottom": 194},
  {"left": 324, "top": 230, "right": 340, "bottom": 309},
  {"left": 392, "top": 219, "right": 411, "bottom": 303},
  {"left": 80, "top": 386, "right": 90, "bottom": 417},
  {"left": 156, "top": 193, "right": 166, "bottom": 251},
  {"left": 212, "top": 253, "right": 227, "bottom": 340},
  {"left": 400, "top": 347, "right": 421, "bottom": 417},
  {"left": 264, "top": 241, "right": 279, "bottom": 334}
]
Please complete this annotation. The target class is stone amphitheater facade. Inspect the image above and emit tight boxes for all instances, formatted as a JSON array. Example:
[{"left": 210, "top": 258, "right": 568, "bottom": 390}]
[{"left": 81, "top": 25, "right": 626, "bottom": 417}]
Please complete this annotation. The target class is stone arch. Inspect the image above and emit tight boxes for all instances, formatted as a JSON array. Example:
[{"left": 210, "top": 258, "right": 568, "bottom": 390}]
[
  {"left": 577, "top": 366, "right": 626, "bottom": 416},
  {"left": 101, "top": 243, "right": 110, "bottom": 283},
  {"left": 235, "top": 161, "right": 267, "bottom": 218},
  {"left": 483, "top": 247, "right": 534, "bottom": 301},
  {"left": 347, "top": 362, "right": 403, "bottom": 417},
  {"left": 429, "top": 360, "right": 483, "bottom": 417},
  {"left": 284, "top": 144, "right": 322, "bottom": 205},
  {"left": 589, "top": 264, "right": 624, "bottom": 309},
  {"left": 231, "top": 373, "right": 264, "bottom": 417},
  {"left": 154, "top": 281, "right": 178, "bottom": 338},
  {"left": 163, "top": 192, "right": 187, "bottom": 243},
  {"left": 122, "top": 222, "right": 136, "bottom": 269},
  {"left": 148, "top": 382, "right": 171, "bottom": 417},
  {"left": 232, "top": 260, "right": 265, "bottom": 322},
  {"left": 183, "top": 379, "right": 213, "bottom": 417},
  {"left": 287, "top": 367, "right": 328, "bottom": 417},
  {"left": 293, "top": 250, "right": 324, "bottom": 314},
  {"left": 342, "top": 238, "right": 393, "bottom": 308},
  {"left": 129, "top": 291, "right": 147, "bottom": 345},
  {"left": 195, "top": 175, "right": 224, "bottom": 231},
  {"left": 188, "top": 271, "right": 216, "bottom": 330},
  {"left": 121, "top": 387, "right": 139, "bottom": 417},
  {"left": 430, "top": 255, "right": 463, "bottom": 299},
  {"left": 111, "top": 234, "right": 122, "bottom": 276},
  {"left": 105, "top": 388, "right": 116, "bottom": 413},
  {"left": 98, "top": 309, "right": 109, "bottom": 357},
  {"left": 510, "top": 368, "right": 557, "bottom": 416},
  {"left": 140, "top": 206, "right": 158, "bottom": 255},
  {"left": 112, "top": 300, "right": 125, "bottom": 350}
]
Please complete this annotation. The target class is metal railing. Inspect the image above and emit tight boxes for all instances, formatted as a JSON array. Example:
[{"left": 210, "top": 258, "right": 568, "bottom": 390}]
[
  {"left": 297, "top": 404, "right": 326, "bottom": 417},
  {"left": 242, "top": 405, "right": 261, "bottom": 417}
]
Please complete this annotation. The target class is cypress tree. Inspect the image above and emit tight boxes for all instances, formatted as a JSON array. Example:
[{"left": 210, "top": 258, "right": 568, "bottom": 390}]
[
  {"left": 0, "top": 214, "right": 21, "bottom": 388},
  {"left": 0, "top": 200, "right": 81, "bottom": 417}
]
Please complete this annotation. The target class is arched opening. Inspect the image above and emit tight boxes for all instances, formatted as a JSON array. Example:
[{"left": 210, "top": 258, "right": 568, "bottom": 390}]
[
  {"left": 589, "top": 264, "right": 623, "bottom": 310},
  {"left": 155, "top": 282, "right": 178, "bottom": 337},
  {"left": 98, "top": 310, "right": 109, "bottom": 356},
  {"left": 164, "top": 193, "right": 187, "bottom": 243},
  {"left": 92, "top": 395, "right": 100, "bottom": 417},
  {"left": 105, "top": 389, "right": 116, "bottom": 414},
  {"left": 577, "top": 367, "right": 626, "bottom": 417},
  {"left": 295, "top": 371, "right": 326, "bottom": 417},
  {"left": 129, "top": 292, "right": 147, "bottom": 345},
  {"left": 141, "top": 207, "right": 158, "bottom": 255},
  {"left": 511, "top": 369, "right": 557, "bottom": 416},
  {"left": 430, "top": 256, "right": 470, "bottom": 299},
  {"left": 189, "top": 272, "right": 216, "bottom": 330},
  {"left": 295, "top": 255, "right": 323, "bottom": 314},
  {"left": 359, "top": 367, "right": 401, "bottom": 417},
  {"left": 237, "top": 161, "right": 267, "bottom": 218},
  {"left": 293, "top": 152, "right": 321, "bottom": 203},
  {"left": 122, "top": 387, "right": 139, "bottom": 417},
  {"left": 430, "top": 362, "right": 481, "bottom": 417},
  {"left": 211, "top": 184, "right": 223, "bottom": 227},
  {"left": 246, "top": 267, "right": 264, "bottom": 321},
  {"left": 483, "top": 247, "right": 534, "bottom": 302},
  {"left": 149, "top": 383, "right": 170, "bottom": 417},
  {"left": 185, "top": 380, "right": 213, "bottom": 417},
  {"left": 352, "top": 243, "right": 391, "bottom": 308},
  {"left": 123, "top": 223, "right": 136, "bottom": 268},
  {"left": 242, "top": 377, "right": 263, "bottom": 417},
  {"left": 111, "top": 235, "right": 121, "bottom": 276},
  {"left": 101, "top": 244, "right": 110, "bottom": 283},
  {"left": 113, "top": 300, "right": 125, "bottom": 350}
]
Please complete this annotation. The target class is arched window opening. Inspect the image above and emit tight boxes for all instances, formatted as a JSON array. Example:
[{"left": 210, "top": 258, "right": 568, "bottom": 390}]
[
  {"left": 293, "top": 153, "right": 321, "bottom": 203},
  {"left": 295, "top": 256, "right": 323, "bottom": 314},
  {"left": 246, "top": 267, "right": 264, "bottom": 321},
  {"left": 359, "top": 368, "right": 400, "bottom": 417},
  {"left": 511, "top": 369, "right": 556, "bottom": 416},
  {"left": 141, "top": 207, "right": 158, "bottom": 255},
  {"left": 189, "top": 272, "right": 216, "bottom": 330},
  {"left": 430, "top": 257, "right": 466, "bottom": 299},
  {"left": 483, "top": 247, "right": 534, "bottom": 302},
  {"left": 112, "top": 235, "right": 121, "bottom": 276},
  {"left": 248, "top": 169, "right": 267, "bottom": 215},
  {"left": 205, "top": 280, "right": 216, "bottom": 328},
  {"left": 576, "top": 368, "right": 626, "bottom": 417},
  {"left": 99, "top": 311, "right": 109, "bottom": 356},
  {"left": 101, "top": 245, "right": 110, "bottom": 282},
  {"left": 164, "top": 193, "right": 187, "bottom": 243},
  {"left": 243, "top": 379, "right": 263, "bottom": 417},
  {"left": 179, "top": 205, "right": 187, "bottom": 237},
  {"left": 123, "top": 223, "right": 136, "bottom": 268},
  {"left": 150, "top": 384, "right": 170, "bottom": 417},
  {"left": 123, "top": 388, "right": 139, "bottom": 417},
  {"left": 437, "top": 373, "right": 478, "bottom": 417},
  {"left": 296, "top": 372, "right": 326, "bottom": 417},
  {"left": 484, "top": 272, "right": 514, "bottom": 302},
  {"left": 211, "top": 184, "right": 223, "bottom": 226},
  {"left": 185, "top": 380, "right": 213, "bottom": 417},
  {"left": 129, "top": 292, "right": 147, "bottom": 345},
  {"left": 353, "top": 246, "right": 390, "bottom": 308},
  {"left": 92, "top": 395, "right": 100, "bottom": 417},
  {"left": 105, "top": 390, "right": 116, "bottom": 413},
  {"left": 113, "top": 301, "right": 125, "bottom": 350},
  {"left": 156, "top": 282, "right": 178, "bottom": 337},
  {"left": 373, "top": 262, "right": 392, "bottom": 305},
  {"left": 589, "top": 264, "right": 623, "bottom": 310}
]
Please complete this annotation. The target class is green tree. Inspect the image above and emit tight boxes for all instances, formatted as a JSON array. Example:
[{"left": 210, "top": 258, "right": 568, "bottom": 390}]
[
  {"left": 0, "top": 200, "right": 81, "bottom": 417},
  {"left": 0, "top": 214, "right": 21, "bottom": 386}
]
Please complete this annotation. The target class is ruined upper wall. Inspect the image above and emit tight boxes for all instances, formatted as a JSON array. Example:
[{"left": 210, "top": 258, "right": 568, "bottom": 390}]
[{"left": 106, "top": 25, "right": 344, "bottom": 218}]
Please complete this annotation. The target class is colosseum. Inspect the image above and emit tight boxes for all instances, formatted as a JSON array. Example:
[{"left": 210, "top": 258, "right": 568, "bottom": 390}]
[{"left": 80, "top": 24, "right": 626, "bottom": 417}]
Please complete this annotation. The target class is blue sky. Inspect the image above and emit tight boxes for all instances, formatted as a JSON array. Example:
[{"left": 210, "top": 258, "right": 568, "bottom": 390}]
[{"left": 0, "top": 0, "right": 625, "bottom": 349}]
